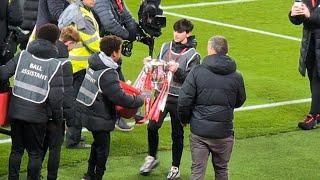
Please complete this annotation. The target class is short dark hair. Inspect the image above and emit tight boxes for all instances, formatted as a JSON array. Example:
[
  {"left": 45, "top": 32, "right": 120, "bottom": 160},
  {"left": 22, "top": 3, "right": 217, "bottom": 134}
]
[
  {"left": 100, "top": 35, "right": 123, "bottom": 56},
  {"left": 173, "top": 18, "right": 194, "bottom": 33},
  {"left": 36, "top": 24, "right": 60, "bottom": 44},
  {"left": 208, "top": 36, "right": 228, "bottom": 55}
]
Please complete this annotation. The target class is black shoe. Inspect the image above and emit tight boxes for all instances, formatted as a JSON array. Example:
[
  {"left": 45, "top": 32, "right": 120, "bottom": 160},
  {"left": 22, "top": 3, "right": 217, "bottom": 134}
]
[
  {"left": 80, "top": 136, "right": 86, "bottom": 142},
  {"left": 115, "top": 118, "right": 133, "bottom": 131},
  {"left": 134, "top": 114, "right": 144, "bottom": 121},
  {"left": 298, "top": 114, "right": 317, "bottom": 130},
  {"left": 82, "top": 173, "right": 95, "bottom": 180},
  {"left": 66, "top": 142, "right": 91, "bottom": 149}
]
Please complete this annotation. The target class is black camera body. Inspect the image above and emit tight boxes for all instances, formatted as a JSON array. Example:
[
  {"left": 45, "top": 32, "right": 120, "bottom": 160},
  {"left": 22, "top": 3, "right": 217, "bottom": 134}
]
[
  {"left": 122, "top": 0, "right": 166, "bottom": 57},
  {"left": 138, "top": 0, "right": 166, "bottom": 38}
]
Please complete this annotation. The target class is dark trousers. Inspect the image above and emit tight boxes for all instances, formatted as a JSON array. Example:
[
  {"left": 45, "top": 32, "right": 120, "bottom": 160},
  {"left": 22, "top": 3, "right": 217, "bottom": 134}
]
[
  {"left": 190, "top": 133, "right": 234, "bottom": 180},
  {"left": 8, "top": 119, "right": 47, "bottom": 180},
  {"left": 87, "top": 131, "right": 110, "bottom": 180},
  {"left": 306, "top": 34, "right": 320, "bottom": 115},
  {"left": 66, "top": 70, "right": 86, "bottom": 146},
  {"left": 147, "top": 100, "right": 184, "bottom": 167},
  {"left": 42, "top": 120, "right": 65, "bottom": 180}
]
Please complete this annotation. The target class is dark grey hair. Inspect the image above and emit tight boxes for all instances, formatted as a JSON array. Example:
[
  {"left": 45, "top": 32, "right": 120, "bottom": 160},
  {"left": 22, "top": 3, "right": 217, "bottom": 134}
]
[{"left": 208, "top": 36, "right": 228, "bottom": 55}]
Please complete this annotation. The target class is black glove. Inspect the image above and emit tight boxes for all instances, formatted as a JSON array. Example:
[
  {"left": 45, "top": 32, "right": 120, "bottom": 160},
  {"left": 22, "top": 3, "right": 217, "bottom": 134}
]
[{"left": 121, "top": 41, "right": 133, "bottom": 57}]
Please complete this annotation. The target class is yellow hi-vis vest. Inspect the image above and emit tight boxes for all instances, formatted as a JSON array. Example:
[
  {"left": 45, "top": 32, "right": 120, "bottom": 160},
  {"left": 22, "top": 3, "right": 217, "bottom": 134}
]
[{"left": 68, "top": 6, "right": 100, "bottom": 74}]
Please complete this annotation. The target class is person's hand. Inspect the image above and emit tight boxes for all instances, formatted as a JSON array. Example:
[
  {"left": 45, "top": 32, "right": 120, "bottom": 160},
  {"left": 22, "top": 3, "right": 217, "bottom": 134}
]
[
  {"left": 168, "top": 61, "right": 179, "bottom": 73},
  {"left": 291, "top": 3, "right": 304, "bottom": 16},
  {"left": 302, "top": 4, "right": 311, "bottom": 18}
]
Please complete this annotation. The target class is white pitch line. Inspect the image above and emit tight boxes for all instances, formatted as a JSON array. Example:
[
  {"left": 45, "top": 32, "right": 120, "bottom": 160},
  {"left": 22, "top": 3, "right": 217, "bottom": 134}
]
[
  {"left": 160, "top": 0, "right": 256, "bottom": 10},
  {"left": 164, "top": 11, "right": 301, "bottom": 42},
  {"left": 0, "top": 98, "right": 311, "bottom": 144},
  {"left": 235, "top": 98, "right": 310, "bottom": 111}
]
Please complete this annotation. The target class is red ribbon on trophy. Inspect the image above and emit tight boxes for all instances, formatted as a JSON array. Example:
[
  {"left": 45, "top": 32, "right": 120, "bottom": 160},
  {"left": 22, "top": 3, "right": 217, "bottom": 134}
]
[{"left": 134, "top": 58, "right": 172, "bottom": 124}]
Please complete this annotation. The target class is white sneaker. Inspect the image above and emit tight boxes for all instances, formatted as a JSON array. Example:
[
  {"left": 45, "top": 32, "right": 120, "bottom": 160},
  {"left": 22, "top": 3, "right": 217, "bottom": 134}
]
[
  {"left": 167, "top": 166, "right": 181, "bottom": 179},
  {"left": 139, "top": 155, "right": 159, "bottom": 176}
]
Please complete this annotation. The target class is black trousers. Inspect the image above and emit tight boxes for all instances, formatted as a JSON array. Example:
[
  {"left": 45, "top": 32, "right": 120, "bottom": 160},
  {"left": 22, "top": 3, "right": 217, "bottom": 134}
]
[
  {"left": 42, "top": 120, "right": 65, "bottom": 180},
  {"left": 147, "top": 99, "right": 184, "bottom": 167},
  {"left": 87, "top": 131, "right": 110, "bottom": 180},
  {"left": 8, "top": 119, "right": 47, "bottom": 180},
  {"left": 66, "top": 70, "right": 86, "bottom": 147},
  {"left": 306, "top": 33, "right": 320, "bottom": 115}
]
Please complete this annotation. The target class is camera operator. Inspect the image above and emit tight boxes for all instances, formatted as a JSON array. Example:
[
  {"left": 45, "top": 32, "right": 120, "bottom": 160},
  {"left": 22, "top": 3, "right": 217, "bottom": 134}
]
[
  {"left": 93, "top": 0, "right": 163, "bottom": 131},
  {"left": 0, "top": 0, "right": 22, "bottom": 92},
  {"left": 93, "top": 0, "right": 142, "bottom": 131}
]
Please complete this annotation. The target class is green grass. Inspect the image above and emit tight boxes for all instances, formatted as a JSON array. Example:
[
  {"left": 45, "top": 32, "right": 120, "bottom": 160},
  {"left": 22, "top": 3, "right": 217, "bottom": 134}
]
[
  {"left": 0, "top": 0, "right": 315, "bottom": 179},
  {"left": 2, "top": 122, "right": 320, "bottom": 180}
]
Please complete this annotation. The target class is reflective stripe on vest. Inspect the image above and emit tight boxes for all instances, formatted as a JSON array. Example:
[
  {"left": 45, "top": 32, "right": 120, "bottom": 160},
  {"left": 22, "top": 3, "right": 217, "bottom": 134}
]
[
  {"left": 68, "top": 6, "right": 100, "bottom": 73},
  {"left": 57, "top": 58, "right": 71, "bottom": 66},
  {"left": 158, "top": 42, "right": 199, "bottom": 96},
  {"left": 13, "top": 50, "right": 61, "bottom": 104},
  {"left": 76, "top": 68, "right": 111, "bottom": 106}
]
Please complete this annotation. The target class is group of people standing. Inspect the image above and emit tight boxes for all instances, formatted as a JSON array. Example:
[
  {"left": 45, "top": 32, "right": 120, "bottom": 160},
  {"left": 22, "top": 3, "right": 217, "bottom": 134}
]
[{"left": 0, "top": 0, "right": 248, "bottom": 180}]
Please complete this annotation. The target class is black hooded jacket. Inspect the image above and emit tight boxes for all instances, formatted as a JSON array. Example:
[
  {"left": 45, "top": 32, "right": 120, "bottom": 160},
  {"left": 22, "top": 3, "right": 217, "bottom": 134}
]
[
  {"left": 0, "top": 39, "right": 64, "bottom": 123},
  {"left": 76, "top": 53, "right": 143, "bottom": 132},
  {"left": 21, "top": 0, "right": 39, "bottom": 30},
  {"left": 178, "top": 54, "right": 246, "bottom": 139},
  {"left": 56, "top": 40, "right": 74, "bottom": 125},
  {"left": 289, "top": 0, "right": 320, "bottom": 77}
]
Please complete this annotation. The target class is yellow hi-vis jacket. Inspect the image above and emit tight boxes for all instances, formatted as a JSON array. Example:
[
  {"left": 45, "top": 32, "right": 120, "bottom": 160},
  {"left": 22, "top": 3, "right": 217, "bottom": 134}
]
[{"left": 58, "top": 1, "right": 100, "bottom": 74}]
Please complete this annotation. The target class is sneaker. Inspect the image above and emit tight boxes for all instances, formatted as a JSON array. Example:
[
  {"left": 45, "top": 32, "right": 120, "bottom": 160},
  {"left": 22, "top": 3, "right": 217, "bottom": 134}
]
[
  {"left": 115, "top": 117, "right": 134, "bottom": 131},
  {"left": 167, "top": 166, "right": 181, "bottom": 179},
  {"left": 140, "top": 156, "right": 159, "bottom": 176},
  {"left": 298, "top": 114, "right": 317, "bottom": 130},
  {"left": 66, "top": 142, "right": 91, "bottom": 149}
]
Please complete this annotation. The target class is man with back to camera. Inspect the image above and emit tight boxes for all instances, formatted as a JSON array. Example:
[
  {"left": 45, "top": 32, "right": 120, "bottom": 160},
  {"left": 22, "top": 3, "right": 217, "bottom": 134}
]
[
  {"left": 289, "top": 0, "right": 320, "bottom": 130},
  {"left": 0, "top": 24, "right": 63, "bottom": 180},
  {"left": 58, "top": 0, "right": 100, "bottom": 148},
  {"left": 178, "top": 36, "right": 246, "bottom": 180},
  {"left": 40, "top": 26, "right": 79, "bottom": 180},
  {"left": 93, "top": 0, "right": 143, "bottom": 131}
]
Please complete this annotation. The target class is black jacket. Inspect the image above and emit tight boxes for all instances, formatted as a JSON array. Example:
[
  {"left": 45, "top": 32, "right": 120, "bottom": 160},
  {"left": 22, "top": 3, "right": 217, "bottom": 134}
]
[
  {"left": 21, "top": 0, "right": 39, "bottom": 30},
  {"left": 36, "top": 0, "right": 69, "bottom": 28},
  {"left": 76, "top": 53, "right": 143, "bottom": 132},
  {"left": 178, "top": 54, "right": 246, "bottom": 139},
  {"left": 56, "top": 41, "right": 74, "bottom": 125},
  {"left": 0, "top": 0, "right": 22, "bottom": 57},
  {"left": 0, "top": 39, "right": 64, "bottom": 123},
  {"left": 289, "top": 0, "right": 320, "bottom": 77},
  {"left": 93, "top": 0, "right": 137, "bottom": 40}
]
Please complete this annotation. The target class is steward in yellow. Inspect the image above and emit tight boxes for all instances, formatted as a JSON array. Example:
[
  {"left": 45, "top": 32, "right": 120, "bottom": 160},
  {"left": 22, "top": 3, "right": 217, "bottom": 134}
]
[{"left": 58, "top": 0, "right": 100, "bottom": 149}]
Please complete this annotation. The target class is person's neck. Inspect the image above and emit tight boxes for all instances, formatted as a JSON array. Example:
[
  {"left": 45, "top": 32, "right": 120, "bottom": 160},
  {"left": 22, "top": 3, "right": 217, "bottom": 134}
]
[
  {"left": 180, "top": 38, "right": 188, "bottom": 45},
  {"left": 81, "top": 1, "right": 91, "bottom": 11}
]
